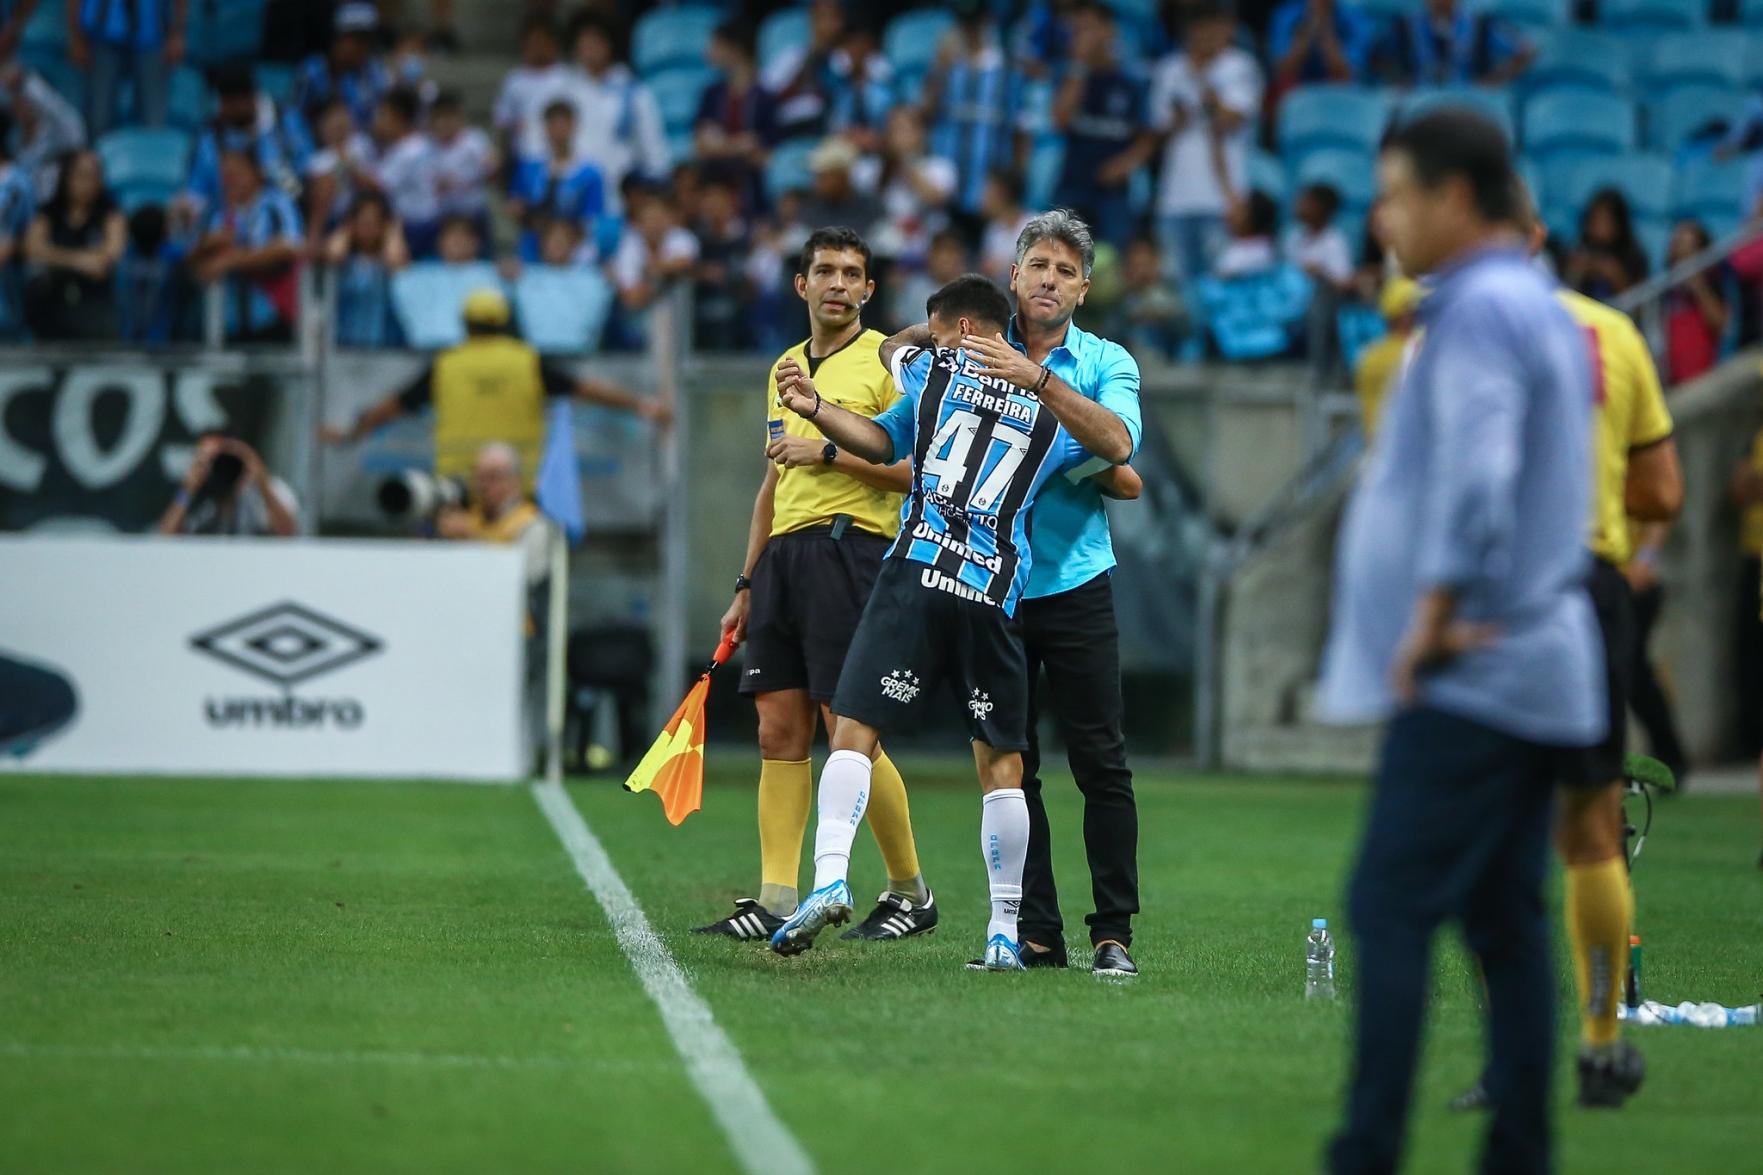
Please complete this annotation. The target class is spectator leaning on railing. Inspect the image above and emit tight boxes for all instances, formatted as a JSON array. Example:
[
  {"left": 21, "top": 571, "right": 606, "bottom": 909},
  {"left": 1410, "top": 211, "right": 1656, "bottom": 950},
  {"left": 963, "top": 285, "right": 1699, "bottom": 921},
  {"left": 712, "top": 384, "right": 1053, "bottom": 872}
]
[
  {"left": 1662, "top": 219, "right": 1728, "bottom": 386},
  {"left": 304, "top": 97, "right": 377, "bottom": 243},
  {"left": 158, "top": 432, "right": 299, "bottom": 538},
  {"left": 326, "top": 189, "right": 409, "bottom": 348},
  {"left": 185, "top": 65, "right": 312, "bottom": 222},
  {"left": 187, "top": 149, "right": 302, "bottom": 344},
  {"left": 22, "top": 147, "right": 123, "bottom": 340}
]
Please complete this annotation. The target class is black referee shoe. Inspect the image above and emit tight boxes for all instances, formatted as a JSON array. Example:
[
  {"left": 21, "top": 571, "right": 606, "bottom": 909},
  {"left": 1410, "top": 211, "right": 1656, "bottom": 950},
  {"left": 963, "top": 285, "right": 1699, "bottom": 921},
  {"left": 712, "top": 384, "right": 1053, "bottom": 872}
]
[
  {"left": 1093, "top": 941, "right": 1138, "bottom": 977},
  {"left": 839, "top": 890, "right": 938, "bottom": 941},
  {"left": 1577, "top": 1041, "right": 1645, "bottom": 1108},
  {"left": 691, "top": 898, "right": 784, "bottom": 941}
]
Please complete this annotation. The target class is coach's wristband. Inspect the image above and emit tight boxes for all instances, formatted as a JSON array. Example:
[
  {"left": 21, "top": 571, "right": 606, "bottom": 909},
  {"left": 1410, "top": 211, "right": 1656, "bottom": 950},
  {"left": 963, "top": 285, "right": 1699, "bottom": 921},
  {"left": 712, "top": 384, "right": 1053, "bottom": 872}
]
[{"left": 1034, "top": 366, "right": 1051, "bottom": 394}]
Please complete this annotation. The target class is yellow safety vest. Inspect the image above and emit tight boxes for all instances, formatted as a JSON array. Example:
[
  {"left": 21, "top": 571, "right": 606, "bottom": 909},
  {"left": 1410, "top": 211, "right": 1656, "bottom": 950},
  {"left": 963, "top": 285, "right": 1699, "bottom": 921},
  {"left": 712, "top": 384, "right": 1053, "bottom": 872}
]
[{"left": 431, "top": 336, "right": 547, "bottom": 490}]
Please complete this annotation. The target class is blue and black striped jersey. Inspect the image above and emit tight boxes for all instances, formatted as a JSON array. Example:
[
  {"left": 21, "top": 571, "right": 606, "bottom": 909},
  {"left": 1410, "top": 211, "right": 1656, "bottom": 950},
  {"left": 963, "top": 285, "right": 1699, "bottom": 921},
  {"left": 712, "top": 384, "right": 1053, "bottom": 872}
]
[{"left": 875, "top": 346, "right": 1099, "bottom": 616}]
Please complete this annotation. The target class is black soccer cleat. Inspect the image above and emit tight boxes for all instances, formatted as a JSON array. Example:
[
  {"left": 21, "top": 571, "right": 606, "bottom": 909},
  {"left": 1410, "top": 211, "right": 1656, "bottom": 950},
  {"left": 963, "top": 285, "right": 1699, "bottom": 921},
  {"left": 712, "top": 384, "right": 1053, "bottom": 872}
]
[
  {"left": 839, "top": 890, "right": 939, "bottom": 941},
  {"left": 1577, "top": 1041, "right": 1646, "bottom": 1108},
  {"left": 1447, "top": 1082, "right": 1493, "bottom": 1113},
  {"left": 691, "top": 898, "right": 785, "bottom": 941},
  {"left": 1092, "top": 941, "right": 1138, "bottom": 977}
]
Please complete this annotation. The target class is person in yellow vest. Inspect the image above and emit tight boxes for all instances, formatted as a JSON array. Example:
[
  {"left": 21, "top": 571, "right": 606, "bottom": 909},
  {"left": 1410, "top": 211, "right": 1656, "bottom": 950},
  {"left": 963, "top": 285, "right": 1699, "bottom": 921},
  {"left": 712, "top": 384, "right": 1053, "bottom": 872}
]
[
  {"left": 693, "top": 226, "right": 936, "bottom": 943},
  {"left": 322, "top": 287, "right": 669, "bottom": 488},
  {"left": 1453, "top": 179, "right": 1683, "bottom": 1113},
  {"left": 435, "top": 441, "right": 550, "bottom": 582},
  {"left": 1351, "top": 274, "right": 1420, "bottom": 440}
]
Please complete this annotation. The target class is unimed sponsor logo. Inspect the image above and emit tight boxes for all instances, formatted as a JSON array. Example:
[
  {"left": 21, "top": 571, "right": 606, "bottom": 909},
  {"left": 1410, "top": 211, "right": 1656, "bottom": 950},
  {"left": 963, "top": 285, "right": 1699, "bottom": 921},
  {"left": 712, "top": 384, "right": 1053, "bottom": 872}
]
[{"left": 189, "top": 602, "right": 383, "bottom": 731}]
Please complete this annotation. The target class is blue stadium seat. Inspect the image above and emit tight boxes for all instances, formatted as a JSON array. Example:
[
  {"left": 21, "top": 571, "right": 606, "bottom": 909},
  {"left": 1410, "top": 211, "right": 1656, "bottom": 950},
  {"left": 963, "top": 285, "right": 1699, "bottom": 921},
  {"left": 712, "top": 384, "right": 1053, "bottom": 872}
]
[
  {"left": 188, "top": 0, "right": 265, "bottom": 65},
  {"left": 1397, "top": 87, "right": 1515, "bottom": 141},
  {"left": 765, "top": 140, "right": 816, "bottom": 201},
  {"left": 1520, "top": 30, "right": 1630, "bottom": 94},
  {"left": 1636, "top": 31, "right": 1748, "bottom": 88},
  {"left": 1294, "top": 149, "right": 1377, "bottom": 215},
  {"left": 20, "top": 0, "right": 67, "bottom": 51},
  {"left": 1597, "top": 0, "right": 1706, "bottom": 30},
  {"left": 1744, "top": 0, "right": 1763, "bottom": 22},
  {"left": 1551, "top": 153, "right": 1676, "bottom": 221},
  {"left": 884, "top": 10, "right": 956, "bottom": 79},
  {"left": 1634, "top": 216, "right": 1672, "bottom": 272},
  {"left": 1746, "top": 31, "right": 1763, "bottom": 87},
  {"left": 390, "top": 264, "right": 505, "bottom": 351},
  {"left": 667, "top": 129, "right": 695, "bottom": 166},
  {"left": 1277, "top": 87, "right": 1391, "bottom": 162},
  {"left": 97, "top": 128, "right": 193, "bottom": 192},
  {"left": 253, "top": 64, "right": 296, "bottom": 105},
  {"left": 647, "top": 67, "right": 716, "bottom": 134},
  {"left": 1248, "top": 151, "right": 1286, "bottom": 203},
  {"left": 1648, "top": 84, "right": 1745, "bottom": 152},
  {"left": 1475, "top": 0, "right": 1572, "bottom": 33},
  {"left": 758, "top": 7, "right": 811, "bottom": 66},
  {"left": 631, "top": 6, "right": 723, "bottom": 76},
  {"left": 1672, "top": 156, "right": 1750, "bottom": 220},
  {"left": 1521, "top": 90, "right": 1636, "bottom": 161},
  {"left": 167, "top": 66, "right": 211, "bottom": 129},
  {"left": 513, "top": 268, "right": 615, "bottom": 355},
  {"left": 1195, "top": 266, "right": 1315, "bottom": 362}
]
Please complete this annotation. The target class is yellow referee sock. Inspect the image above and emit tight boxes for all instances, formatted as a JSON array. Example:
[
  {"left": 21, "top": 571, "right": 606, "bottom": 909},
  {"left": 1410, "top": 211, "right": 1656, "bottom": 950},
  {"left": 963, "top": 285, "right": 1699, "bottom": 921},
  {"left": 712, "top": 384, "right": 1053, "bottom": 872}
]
[
  {"left": 866, "top": 752, "right": 928, "bottom": 903},
  {"left": 1565, "top": 856, "right": 1633, "bottom": 1049},
  {"left": 756, "top": 758, "right": 812, "bottom": 916}
]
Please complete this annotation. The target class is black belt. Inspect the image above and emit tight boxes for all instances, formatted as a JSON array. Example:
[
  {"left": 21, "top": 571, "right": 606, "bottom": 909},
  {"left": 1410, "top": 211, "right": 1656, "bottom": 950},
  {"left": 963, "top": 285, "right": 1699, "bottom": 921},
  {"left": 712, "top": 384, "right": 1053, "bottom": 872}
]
[{"left": 777, "top": 514, "right": 860, "bottom": 542}]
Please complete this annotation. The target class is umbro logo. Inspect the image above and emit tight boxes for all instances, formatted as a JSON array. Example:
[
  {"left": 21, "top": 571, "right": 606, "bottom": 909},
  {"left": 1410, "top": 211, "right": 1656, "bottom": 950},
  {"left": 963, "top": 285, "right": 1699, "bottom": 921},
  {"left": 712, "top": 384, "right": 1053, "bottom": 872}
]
[{"left": 190, "top": 601, "right": 382, "bottom": 689}]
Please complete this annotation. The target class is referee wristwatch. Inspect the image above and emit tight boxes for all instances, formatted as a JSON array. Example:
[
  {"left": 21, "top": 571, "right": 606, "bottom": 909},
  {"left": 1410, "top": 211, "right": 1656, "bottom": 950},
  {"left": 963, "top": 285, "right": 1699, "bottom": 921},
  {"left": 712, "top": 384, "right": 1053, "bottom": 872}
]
[
  {"left": 733, "top": 574, "right": 752, "bottom": 593},
  {"left": 821, "top": 442, "right": 838, "bottom": 465}
]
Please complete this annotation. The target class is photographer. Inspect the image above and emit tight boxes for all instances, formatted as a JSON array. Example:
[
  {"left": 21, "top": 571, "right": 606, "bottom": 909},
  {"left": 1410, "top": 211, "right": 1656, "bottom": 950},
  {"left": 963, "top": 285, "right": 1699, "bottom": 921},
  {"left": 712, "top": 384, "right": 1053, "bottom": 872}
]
[
  {"left": 158, "top": 434, "right": 299, "bottom": 537},
  {"left": 434, "top": 442, "right": 551, "bottom": 586}
]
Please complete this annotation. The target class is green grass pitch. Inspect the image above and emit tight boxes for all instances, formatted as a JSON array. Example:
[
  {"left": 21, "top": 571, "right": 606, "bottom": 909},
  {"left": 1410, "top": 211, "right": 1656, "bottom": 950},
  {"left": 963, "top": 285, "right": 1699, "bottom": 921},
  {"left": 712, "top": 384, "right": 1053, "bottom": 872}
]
[{"left": 2, "top": 762, "right": 1759, "bottom": 1173}]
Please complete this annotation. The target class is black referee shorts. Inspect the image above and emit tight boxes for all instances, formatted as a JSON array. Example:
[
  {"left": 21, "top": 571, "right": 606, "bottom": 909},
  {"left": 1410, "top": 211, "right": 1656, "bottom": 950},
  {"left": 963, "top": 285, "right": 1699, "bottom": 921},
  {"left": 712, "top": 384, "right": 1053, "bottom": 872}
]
[
  {"left": 1559, "top": 557, "right": 1634, "bottom": 788},
  {"left": 739, "top": 523, "right": 889, "bottom": 701},
  {"left": 831, "top": 557, "right": 1031, "bottom": 751}
]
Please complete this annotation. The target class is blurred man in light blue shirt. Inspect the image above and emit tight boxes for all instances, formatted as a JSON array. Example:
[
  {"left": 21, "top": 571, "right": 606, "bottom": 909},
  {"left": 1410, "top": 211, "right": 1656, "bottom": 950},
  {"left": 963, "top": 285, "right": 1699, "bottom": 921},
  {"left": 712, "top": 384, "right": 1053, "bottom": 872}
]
[{"left": 1320, "top": 110, "right": 1601, "bottom": 1175}]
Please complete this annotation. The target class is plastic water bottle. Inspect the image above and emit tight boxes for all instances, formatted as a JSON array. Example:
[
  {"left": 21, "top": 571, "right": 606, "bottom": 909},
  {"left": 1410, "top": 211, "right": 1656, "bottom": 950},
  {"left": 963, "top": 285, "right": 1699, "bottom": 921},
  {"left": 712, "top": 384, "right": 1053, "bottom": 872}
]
[{"left": 1305, "top": 918, "right": 1336, "bottom": 1001}]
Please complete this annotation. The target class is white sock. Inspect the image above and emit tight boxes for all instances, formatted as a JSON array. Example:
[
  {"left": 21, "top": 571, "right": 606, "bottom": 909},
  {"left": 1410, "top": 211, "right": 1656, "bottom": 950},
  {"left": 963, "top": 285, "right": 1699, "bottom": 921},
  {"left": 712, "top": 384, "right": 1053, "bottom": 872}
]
[
  {"left": 811, "top": 749, "right": 872, "bottom": 892},
  {"left": 980, "top": 788, "right": 1028, "bottom": 943}
]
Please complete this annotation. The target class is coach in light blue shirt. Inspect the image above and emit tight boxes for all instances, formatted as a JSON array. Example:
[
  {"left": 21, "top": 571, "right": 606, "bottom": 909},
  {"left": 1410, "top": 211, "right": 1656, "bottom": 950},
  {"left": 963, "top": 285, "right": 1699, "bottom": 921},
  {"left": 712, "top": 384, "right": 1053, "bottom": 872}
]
[
  {"left": 959, "top": 208, "right": 1144, "bottom": 977},
  {"left": 1320, "top": 110, "right": 1601, "bottom": 1175}
]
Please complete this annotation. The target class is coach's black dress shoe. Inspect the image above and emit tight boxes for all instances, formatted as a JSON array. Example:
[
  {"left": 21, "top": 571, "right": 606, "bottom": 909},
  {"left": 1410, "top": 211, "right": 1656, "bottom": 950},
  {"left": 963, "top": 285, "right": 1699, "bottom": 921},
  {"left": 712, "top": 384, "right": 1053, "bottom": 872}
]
[{"left": 1092, "top": 941, "right": 1137, "bottom": 977}]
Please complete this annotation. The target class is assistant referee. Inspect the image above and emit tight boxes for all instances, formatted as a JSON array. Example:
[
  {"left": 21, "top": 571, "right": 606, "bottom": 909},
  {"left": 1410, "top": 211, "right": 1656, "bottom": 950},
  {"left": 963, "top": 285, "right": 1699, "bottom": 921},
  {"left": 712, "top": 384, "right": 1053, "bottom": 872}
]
[{"left": 696, "top": 227, "right": 935, "bottom": 943}]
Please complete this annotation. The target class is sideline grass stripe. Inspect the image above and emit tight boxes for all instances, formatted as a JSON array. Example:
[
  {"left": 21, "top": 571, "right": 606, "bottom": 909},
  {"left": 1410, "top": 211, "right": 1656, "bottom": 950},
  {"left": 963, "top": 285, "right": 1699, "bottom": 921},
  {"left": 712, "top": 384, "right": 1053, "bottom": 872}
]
[{"left": 531, "top": 780, "right": 815, "bottom": 1175}]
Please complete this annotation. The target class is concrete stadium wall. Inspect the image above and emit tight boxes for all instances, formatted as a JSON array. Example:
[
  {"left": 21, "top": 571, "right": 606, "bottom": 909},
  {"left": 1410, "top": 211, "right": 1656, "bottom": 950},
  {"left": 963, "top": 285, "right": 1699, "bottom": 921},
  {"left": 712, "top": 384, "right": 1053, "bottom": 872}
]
[{"left": 1215, "top": 349, "right": 1763, "bottom": 775}]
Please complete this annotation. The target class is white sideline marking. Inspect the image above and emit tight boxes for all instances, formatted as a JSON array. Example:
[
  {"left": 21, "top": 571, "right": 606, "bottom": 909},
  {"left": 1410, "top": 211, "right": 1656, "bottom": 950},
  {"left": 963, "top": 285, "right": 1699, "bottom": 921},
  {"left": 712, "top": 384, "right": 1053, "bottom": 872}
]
[
  {"left": 530, "top": 780, "right": 815, "bottom": 1175},
  {"left": 0, "top": 1041, "right": 663, "bottom": 1073}
]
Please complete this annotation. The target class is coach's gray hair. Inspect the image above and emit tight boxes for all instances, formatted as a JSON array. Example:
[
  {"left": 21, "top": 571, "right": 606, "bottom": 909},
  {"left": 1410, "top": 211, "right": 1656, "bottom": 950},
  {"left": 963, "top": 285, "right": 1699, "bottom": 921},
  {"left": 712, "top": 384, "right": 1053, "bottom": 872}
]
[{"left": 1014, "top": 209, "right": 1096, "bottom": 278}]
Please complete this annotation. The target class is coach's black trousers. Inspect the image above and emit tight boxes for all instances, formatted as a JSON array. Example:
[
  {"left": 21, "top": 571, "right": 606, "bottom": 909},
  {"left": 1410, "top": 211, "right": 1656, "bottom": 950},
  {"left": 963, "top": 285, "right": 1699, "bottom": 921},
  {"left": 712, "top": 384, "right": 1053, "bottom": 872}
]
[
  {"left": 1627, "top": 584, "right": 1686, "bottom": 775},
  {"left": 1016, "top": 573, "right": 1139, "bottom": 950},
  {"left": 1329, "top": 708, "right": 1556, "bottom": 1175}
]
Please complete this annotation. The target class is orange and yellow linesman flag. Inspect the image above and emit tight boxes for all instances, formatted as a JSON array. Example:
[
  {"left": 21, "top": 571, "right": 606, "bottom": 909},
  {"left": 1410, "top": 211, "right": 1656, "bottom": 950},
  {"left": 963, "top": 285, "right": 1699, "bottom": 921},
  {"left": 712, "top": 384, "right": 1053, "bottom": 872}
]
[{"left": 622, "top": 636, "right": 736, "bottom": 825}]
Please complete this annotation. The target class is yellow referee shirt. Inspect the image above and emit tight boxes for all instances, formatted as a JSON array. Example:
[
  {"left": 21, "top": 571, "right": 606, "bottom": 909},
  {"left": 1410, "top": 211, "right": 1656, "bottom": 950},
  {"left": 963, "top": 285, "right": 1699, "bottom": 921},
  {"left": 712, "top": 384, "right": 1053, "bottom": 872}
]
[
  {"left": 1558, "top": 290, "right": 1674, "bottom": 567},
  {"left": 767, "top": 328, "right": 904, "bottom": 539}
]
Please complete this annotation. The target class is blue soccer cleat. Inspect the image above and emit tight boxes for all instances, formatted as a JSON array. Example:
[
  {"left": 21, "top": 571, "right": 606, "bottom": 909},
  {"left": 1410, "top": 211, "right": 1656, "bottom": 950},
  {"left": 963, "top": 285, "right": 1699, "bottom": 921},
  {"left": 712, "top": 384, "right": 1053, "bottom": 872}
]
[
  {"left": 964, "top": 933, "right": 1027, "bottom": 971},
  {"left": 769, "top": 880, "right": 853, "bottom": 956}
]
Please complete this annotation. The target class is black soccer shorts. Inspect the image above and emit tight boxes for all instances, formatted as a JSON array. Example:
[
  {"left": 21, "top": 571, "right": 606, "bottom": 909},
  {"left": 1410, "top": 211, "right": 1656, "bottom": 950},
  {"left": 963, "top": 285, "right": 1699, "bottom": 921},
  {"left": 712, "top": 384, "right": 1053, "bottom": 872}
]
[
  {"left": 830, "top": 557, "right": 1031, "bottom": 751},
  {"left": 1559, "top": 557, "right": 1635, "bottom": 788},
  {"left": 740, "top": 524, "right": 889, "bottom": 701}
]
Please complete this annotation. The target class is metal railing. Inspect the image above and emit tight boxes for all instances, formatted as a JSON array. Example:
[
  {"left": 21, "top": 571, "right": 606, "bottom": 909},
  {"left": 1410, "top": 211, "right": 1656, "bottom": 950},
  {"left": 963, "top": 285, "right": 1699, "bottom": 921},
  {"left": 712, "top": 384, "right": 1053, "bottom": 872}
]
[{"left": 1613, "top": 217, "right": 1763, "bottom": 362}]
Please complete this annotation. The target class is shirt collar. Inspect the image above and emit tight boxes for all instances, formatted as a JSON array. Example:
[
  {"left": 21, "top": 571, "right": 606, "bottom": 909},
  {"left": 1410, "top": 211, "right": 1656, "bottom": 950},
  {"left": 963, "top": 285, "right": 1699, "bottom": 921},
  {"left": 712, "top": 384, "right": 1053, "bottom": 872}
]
[
  {"left": 1415, "top": 243, "right": 1527, "bottom": 322},
  {"left": 1006, "top": 315, "right": 1083, "bottom": 364}
]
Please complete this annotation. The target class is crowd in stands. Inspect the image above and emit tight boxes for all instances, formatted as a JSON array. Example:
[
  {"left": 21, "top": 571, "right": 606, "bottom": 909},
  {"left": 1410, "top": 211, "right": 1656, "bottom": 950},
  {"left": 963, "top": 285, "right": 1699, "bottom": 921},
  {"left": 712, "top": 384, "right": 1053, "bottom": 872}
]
[{"left": 0, "top": 0, "right": 1761, "bottom": 382}]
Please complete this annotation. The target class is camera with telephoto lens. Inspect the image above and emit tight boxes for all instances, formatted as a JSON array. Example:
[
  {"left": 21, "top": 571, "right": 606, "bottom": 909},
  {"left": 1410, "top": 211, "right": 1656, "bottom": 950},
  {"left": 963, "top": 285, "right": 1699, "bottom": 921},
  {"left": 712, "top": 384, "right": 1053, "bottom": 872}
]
[
  {"left": 376, "top": 470, "right": 469, "bottom": 518},
  {"left": 191, "top": 451, "right": 245, "bottom": 506}
]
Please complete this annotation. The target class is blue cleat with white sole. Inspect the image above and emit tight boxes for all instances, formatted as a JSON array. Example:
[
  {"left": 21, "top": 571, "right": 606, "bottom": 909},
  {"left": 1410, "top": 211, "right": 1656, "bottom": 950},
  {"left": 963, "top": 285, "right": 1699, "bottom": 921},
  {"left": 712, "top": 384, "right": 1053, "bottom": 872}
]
[
  {"left": 964, "top": 934, "right": 1027, "bottom": 971},
  {"left": 769, "top": 880, "right": 853, "bottom": 956}
]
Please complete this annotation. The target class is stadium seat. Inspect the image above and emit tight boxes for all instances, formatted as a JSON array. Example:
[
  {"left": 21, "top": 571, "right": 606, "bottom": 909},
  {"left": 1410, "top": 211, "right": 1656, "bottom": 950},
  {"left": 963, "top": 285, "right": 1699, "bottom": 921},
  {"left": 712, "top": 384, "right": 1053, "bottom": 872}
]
[
  {"left": 1277, "top": 87, "right": 1391, "bottom": 162},
  {"left": 96, "top": 128, "right": 193, "bottom": 193},
  {"left": 513, "top": 268, "right": 615, "bottom": 355},
  {"left": 1744, "top": 0, "right": 1763, "bottom": 22},
  {"left": 1397, "top": 87, "right": 1515, "bottom": 141},
  {"left": 758, "top": 7, "right": 811, "bottom": 66},
  {"left": 1294, "top": 149, "right": 1378, "bottom": 216},
  {"left": 1648, "top": 84, "right": 1746, "bottom": 153},
  {"left": 114, "top": 184, "right": 179, "bottom": 213},
  {"left": 1634, "top": 216, "right": 1672, "bottom": 271},
  {"left": 884, "top": 10, "right": 956, "bottom": 79},
  {"left": 1597, "top": 0, "right": 1705, "bottom": 30},
  {"left": 20, "top": 0, "right": 67, "bottom": 52},
  {"left": 390, "top": 263, "right": 505, "bottom": 351},
  {"left": 647, "top": 67, "right": 716, "bottom": 134},
  {"left": 188, "top": 0, "right": 265, "bottom": 65},
  {"left": 1550, "top": 153, "right": 1676, "bottom": 221},
  {"left": 1248, "top": 151, "right": 1286, "bottom": 203},
  {"left": 1672, "top": 156, "right": 1750, "bottom": 220},
  {"left": 168, "top": 66, "right": 211, "bottom": 129},
  {"left": 1195, "top": 266, "right": 1315, "bottom": 361},
  {"left": 1745, "top": 31, "right": 1763, "bottom": 87},
  {"left": 1475, "top": 0, "right": 1572, "bottom": 33},
  {"left": 631, "top": 5, "right": 723, "bottom": 76},
  {"left": 23, "top": 55, "right": 85, "bottom": 114},
  {"left": 667, "top": 128, "right": 695, "bottom": 166},
  {"left": 1636, "top": 31, "right": 1748, "bottom": 89},
  {"left": 765, "top": 139, "right": 816, "bottom": 201},
  {"left": 1520, "top": 30, "right": 1630, "bottom": 94},
  {"left": 1521, "top": 90, "right": 1636, "bottom": 161}
]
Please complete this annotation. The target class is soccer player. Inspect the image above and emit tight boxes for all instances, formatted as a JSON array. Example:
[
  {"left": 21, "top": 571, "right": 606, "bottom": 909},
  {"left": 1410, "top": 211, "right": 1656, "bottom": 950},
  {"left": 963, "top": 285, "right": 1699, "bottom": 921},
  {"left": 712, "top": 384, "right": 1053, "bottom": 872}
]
[
  {"left": 1318, "top": 110, "right": 1604, "bottom": 1174},
  {"left": 1446, "top": 179, "right": 1681, "bottom": 1111},
  {"left": 695, "top": 227, "right": 934, "bottom": 944},
  {"left": 764, "top": 274, "right": 1133, "bottom": 968}
]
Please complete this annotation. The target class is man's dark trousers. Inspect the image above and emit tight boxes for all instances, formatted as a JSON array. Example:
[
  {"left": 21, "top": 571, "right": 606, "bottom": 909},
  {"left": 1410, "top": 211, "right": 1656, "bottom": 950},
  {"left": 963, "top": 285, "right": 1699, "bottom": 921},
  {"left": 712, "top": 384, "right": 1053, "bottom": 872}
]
[
  {"left": 1017, "top": 572, "right": 1139, "bottom": 950},
  {"left": 1329, "top": 707, "right": 1557, "bottom": 1175}
]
